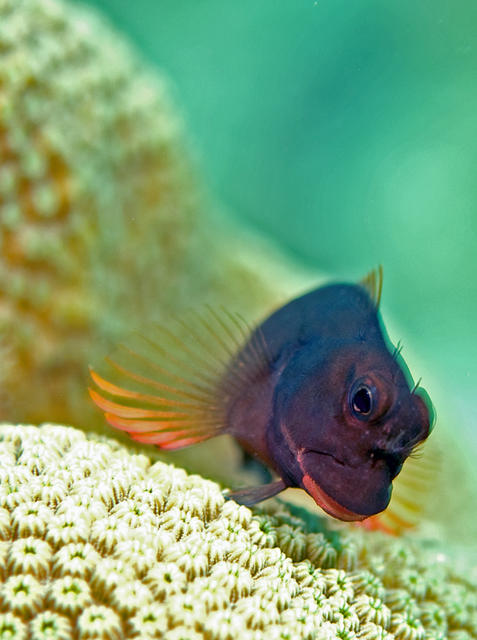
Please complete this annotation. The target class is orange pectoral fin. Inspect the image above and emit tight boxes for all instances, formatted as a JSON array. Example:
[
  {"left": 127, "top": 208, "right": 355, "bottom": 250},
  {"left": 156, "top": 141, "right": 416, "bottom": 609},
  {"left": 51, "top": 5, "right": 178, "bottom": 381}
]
[
  {"left": 88, "top": 307, "right": 265, "bottom": 451},
  {"left": 88, "top": 349, "right": 223, "bottom": 451}
]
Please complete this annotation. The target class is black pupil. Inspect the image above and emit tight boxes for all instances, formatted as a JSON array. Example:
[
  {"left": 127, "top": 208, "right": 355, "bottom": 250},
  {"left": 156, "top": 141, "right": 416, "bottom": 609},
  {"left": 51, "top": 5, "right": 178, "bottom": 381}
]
[{"left": 353, "top": 387, "right": 372, "bottom": 414}]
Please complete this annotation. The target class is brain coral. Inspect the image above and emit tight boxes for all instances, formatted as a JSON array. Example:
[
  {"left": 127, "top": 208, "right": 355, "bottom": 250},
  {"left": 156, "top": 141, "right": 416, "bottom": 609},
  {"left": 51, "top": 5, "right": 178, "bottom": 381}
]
[
  {"left": 0, "top": 423, "right": 475, "bottom": 640},
  {"left": 0, "top": 0, "right": 306, "bottom": 429}
]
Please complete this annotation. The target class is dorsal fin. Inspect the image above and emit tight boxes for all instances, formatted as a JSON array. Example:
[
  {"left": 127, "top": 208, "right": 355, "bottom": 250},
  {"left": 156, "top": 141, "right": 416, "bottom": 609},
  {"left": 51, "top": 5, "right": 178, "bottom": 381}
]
[
  {"left": 89, "top": 307, "right": 270, "bottom": 450},
  {"left": 357, "top": 437, "right": 440, "bottom": 535},
  {"left": 360, "top": 265, "right": 383, "bottom": 308}
]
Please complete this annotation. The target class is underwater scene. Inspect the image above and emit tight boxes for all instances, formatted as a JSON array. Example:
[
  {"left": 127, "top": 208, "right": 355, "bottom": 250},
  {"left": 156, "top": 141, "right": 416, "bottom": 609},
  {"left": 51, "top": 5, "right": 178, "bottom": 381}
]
[{"left": 0, "top": 0, "right": 476, "bottom": 638}]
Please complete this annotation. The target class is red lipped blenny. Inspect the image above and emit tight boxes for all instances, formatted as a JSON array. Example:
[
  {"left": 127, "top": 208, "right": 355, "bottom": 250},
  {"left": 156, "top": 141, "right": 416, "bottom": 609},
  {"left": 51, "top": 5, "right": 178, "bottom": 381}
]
[{"left": 89, "top": 268, "right": 434, "bottom": 522}]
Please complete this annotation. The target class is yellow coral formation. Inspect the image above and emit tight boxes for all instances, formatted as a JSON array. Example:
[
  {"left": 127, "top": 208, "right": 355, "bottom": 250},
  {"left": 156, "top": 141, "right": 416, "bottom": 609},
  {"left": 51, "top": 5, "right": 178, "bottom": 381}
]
[
  {"left": 0, "top": 0, "right": 310, "bottom": 431},
  {"left": 0, "top": 0, "right": 194, "bottom": 425},
  {"left": 0, "top": 423, "right": 475, "bottom": 639}
]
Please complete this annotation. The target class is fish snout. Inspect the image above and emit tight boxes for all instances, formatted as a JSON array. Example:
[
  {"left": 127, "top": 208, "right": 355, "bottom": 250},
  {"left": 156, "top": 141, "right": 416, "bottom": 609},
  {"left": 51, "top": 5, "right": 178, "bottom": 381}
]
[
  {"left": 374, "top": 415, "right": 429, "bottom": 457},
  {"left": 369, "top": 448, "right": 404, "bottom": 479}
]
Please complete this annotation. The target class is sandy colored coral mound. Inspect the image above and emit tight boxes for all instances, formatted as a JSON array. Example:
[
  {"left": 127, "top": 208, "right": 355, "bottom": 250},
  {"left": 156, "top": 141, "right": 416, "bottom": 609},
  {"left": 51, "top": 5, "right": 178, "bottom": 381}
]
[
  {"left": 0, "top": 423, "right": 475, "bottom": 640},
  {"left": 0, "top": 0, "right": 308, "bottom": 429},
  {"left": 0, "top": 0, "right": 195, "bottom": 425}
]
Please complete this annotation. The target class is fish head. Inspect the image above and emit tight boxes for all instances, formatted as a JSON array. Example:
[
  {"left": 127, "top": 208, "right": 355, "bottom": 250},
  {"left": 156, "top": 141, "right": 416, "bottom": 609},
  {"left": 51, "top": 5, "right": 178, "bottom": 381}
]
[{"left": 267, "top": 339, "right": 434, "bottom": 521}]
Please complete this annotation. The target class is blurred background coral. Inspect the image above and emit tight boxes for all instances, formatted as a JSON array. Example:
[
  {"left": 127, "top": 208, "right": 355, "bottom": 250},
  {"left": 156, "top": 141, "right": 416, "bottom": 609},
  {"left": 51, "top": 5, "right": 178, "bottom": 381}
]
[{"left": 0, "top": 0, "right": 310, "bottom": 430}]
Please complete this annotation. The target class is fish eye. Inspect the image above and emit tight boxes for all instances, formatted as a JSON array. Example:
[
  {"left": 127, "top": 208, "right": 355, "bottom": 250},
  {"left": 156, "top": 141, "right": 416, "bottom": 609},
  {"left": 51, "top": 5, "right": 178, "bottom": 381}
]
[{"left": 351, "top": 384, "right": 373, "bottom": 416}]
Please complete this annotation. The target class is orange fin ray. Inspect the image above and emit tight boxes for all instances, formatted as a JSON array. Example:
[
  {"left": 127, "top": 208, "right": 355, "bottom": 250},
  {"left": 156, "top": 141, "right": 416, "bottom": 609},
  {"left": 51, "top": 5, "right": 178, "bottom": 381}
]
[
  {"left": 129, "top": 431, "right": 211, "bottom": 448},
  {"left": 89, "top": 388, "right": 196, "bottom": 419},
  {"left": 138, "top": 334, "right": 219, "bottom": 387},
  {"left": 155, "top": 435, "right": 211, "bottom": 450},
  {"left": 89, "top": 306, "right": 271, "bottom": 452},
  {"left": 90, "top": 368, "right": 210, "bottom": 409},
  {"left": 190, "top": 307, "right": 268, "bottom": 390},
  {"left": 173, "top": 314, "right": 253, "bottom": 391},
  {"left": 208, "top": 306, "right": 245, "bottom": 351},
  {"left": 106, "top": 357, "right": 214, "bottom": 404},
  {"left": 118, "top": 343, "right": 216, "bottom": 396},
  {"left": 225, "top": 309, "right": 270, "bottom": 374},
  {"left": 103, "top": 412, "right": 219, "bottom": 434},
  {"left": 90, "top": 367, "right": 155, "bottom": 400},
  {"left": 164, "top": 318, "right": 229, "bottom": 373}
]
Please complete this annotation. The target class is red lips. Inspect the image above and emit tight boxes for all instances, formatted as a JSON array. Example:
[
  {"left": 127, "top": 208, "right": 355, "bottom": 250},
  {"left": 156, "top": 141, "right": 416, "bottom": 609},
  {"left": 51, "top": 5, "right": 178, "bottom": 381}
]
[{"left": 297, "top": 449, "right": 392, "bottom": 520}]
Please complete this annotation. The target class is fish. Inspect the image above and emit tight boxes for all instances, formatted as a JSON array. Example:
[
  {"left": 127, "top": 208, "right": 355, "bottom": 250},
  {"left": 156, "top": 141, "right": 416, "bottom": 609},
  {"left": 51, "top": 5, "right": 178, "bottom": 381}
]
[{"left": 89, "top": 267, "right": 434, "bottom": 522}]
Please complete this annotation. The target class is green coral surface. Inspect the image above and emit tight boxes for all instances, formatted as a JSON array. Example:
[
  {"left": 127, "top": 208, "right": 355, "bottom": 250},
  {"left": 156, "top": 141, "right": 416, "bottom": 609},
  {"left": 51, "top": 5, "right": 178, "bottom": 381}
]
[{"left": 0, "top": 423, "right": 475, "bottom": 640}]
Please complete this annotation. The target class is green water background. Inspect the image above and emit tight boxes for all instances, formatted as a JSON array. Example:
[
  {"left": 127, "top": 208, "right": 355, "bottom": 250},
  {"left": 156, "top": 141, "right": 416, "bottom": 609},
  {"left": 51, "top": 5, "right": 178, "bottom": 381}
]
[{"left": 84, "top": 0, "right": 477, "bottom": 456}]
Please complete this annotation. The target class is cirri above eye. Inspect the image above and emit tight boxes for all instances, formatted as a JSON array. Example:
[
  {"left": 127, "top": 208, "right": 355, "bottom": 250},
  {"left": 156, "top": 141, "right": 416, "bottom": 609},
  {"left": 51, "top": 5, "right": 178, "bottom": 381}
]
[{"left": 351, "top": 384, "right": 373, "bottom": 416}]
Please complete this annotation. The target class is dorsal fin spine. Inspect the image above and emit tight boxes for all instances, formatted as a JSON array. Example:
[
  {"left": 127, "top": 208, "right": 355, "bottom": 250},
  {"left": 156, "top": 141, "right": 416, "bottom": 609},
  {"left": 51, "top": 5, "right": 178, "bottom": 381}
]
[{"left": 360, "top": 265, "right": 383, "bottom": 308}]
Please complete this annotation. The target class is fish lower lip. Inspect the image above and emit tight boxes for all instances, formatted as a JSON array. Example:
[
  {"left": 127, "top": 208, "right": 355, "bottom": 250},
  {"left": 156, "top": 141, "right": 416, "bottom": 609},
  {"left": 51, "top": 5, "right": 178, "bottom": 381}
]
[
  {"left": 298, "top": 449, "right": 392, "bottom": 519},
  {"left": 298, "top": 449, "right": 368, "bottom": 521}
]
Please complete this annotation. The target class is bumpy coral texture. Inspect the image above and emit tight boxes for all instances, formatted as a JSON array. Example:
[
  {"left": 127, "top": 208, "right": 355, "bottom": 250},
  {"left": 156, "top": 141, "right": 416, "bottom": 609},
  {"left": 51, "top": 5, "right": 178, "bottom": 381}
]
[
  {"left": 0, "top": 0, "right": 194, "bottom": 424},
  {"left": 0, "top": 0, "right": 292, "bottom": 429},
  {"left": 0, "top": 424, "right": 475, "bottom": 640}
]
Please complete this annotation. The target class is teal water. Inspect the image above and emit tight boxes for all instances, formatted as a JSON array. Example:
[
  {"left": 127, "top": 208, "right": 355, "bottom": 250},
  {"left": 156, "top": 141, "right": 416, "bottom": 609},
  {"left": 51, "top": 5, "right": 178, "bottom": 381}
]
[{"left": 84, "top": 0, "right": 477, "bottom": 454}]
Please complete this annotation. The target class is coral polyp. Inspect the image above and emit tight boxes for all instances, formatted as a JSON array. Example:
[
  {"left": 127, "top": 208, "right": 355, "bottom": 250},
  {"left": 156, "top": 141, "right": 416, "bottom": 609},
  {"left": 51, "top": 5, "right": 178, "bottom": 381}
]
[{"left": 0, "top": 423, "right": 475, "bottom": 639}]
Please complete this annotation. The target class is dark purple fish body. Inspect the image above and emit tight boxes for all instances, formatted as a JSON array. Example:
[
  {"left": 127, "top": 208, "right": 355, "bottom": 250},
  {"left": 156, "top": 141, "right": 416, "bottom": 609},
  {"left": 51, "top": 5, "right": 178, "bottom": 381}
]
[
  {"left": 224, "top": 282, "right": 432, "bottom": 520},
  {"left": 90, "top": 271, "right": 434, "bottom": 522}
]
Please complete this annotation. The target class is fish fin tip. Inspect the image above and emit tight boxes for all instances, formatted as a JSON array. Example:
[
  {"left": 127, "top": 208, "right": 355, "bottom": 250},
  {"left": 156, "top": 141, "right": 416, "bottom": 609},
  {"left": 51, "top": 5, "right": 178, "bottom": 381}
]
[
  {"left": 224, "top": 479, "right": 286, "bottom": 506},
  {"left": 360, "top": 265, "right": 383, "bottom": 308},
  {"left": 88, "top": 387, "right": 106, "bottom": 413},
  {"left": 207, "top": 306, "right": 271, "bottom": 387},
  {"left": 129, "top": 431, "right": 210, "bottom": 449}
]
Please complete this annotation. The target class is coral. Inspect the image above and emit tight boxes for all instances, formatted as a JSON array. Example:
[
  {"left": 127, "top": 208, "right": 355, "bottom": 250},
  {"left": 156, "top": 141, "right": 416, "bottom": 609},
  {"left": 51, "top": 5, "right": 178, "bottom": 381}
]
[
  {"left": 0, "top": 0, "right": 310, "bottom": 430},
  {"left": 0, "top": 423, "right": 475, "bottom": 640},
  {"left": 0, "top": 0, "right": 188, "bottom": 425}
]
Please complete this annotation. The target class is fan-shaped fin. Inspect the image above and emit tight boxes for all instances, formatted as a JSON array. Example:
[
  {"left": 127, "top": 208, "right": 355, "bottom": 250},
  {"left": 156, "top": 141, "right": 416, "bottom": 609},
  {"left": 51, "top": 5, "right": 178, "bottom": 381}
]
[
  {"left": 360, "top": 265, "right": 383, "bottom": 308},
  {"left": 225, "top": 480, "right": 287, "bottom": 506},
  {"left": 89, "top": 307, "right": 270, "bottom": 451}
]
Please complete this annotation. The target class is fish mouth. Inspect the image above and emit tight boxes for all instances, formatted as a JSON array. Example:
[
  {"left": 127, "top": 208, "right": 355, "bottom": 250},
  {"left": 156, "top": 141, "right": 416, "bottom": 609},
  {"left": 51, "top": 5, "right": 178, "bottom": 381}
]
[{"left": 297, "top": 449, "right": 392, "bottom": 521}]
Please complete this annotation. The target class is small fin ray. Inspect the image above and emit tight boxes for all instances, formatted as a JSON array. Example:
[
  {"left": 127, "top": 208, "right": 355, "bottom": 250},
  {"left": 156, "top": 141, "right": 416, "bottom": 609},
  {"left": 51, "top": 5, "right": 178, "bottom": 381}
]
[
  {"left": 225, "top": 479, "right": 286, "bottom": 506},
  {"left": 89, "top": 307, "right": 268, "bottom": 451},
  {"left": 360, "top": 265, "right": 383, "bottom": 308}
]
